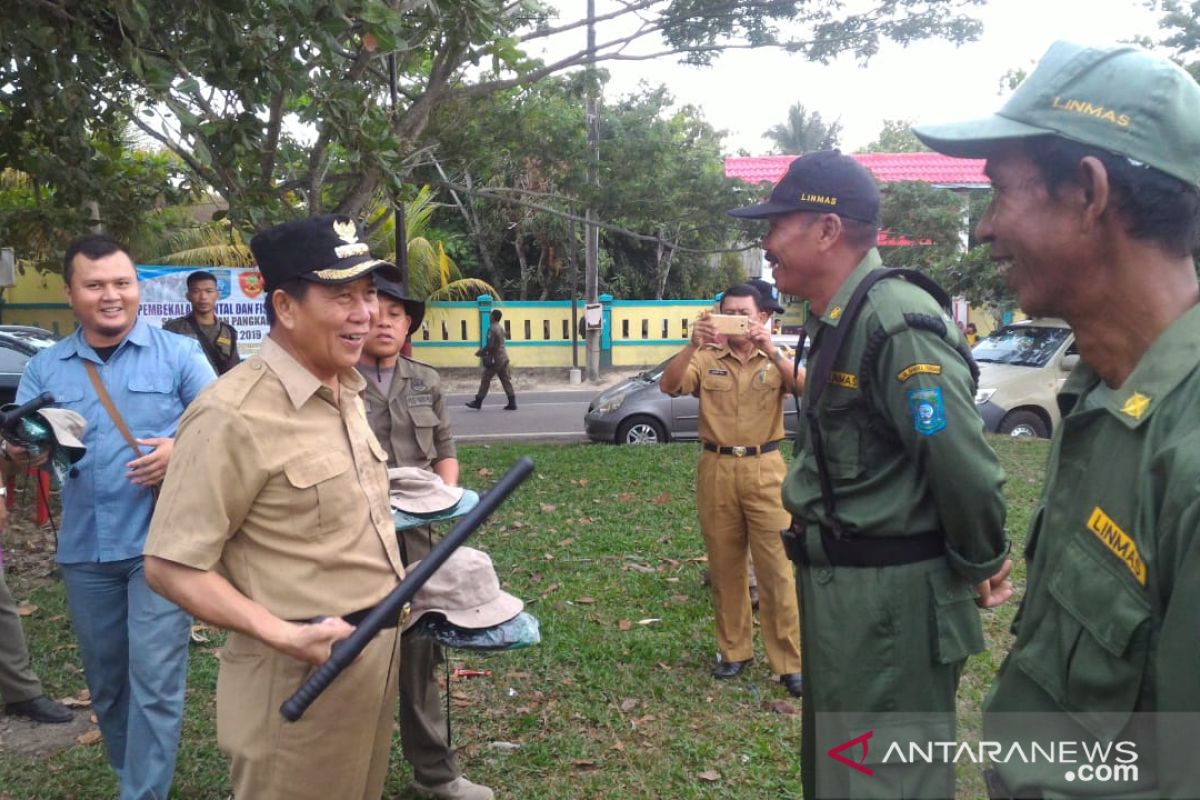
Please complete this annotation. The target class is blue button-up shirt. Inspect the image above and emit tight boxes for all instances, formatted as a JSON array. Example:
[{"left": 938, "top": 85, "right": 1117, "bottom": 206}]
[{"left": 17, "top": 319, "right": 216, "bottom": 563}]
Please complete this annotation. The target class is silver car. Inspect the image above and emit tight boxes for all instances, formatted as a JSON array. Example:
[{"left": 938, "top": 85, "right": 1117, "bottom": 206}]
[{"left": 585, "top": 339, "right": 805, "bottom": 445}]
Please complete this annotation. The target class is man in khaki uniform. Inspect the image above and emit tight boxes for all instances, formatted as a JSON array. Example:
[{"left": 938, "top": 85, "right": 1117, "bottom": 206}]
[
  {"left": 661, "top": 283, "right": 803, "bottom": 697},
  {"left": 358, "top": 278, "right": 493, "bottom": 800},
  {"left": 144, "top": 215, "right": 408, "bottom": 800}
]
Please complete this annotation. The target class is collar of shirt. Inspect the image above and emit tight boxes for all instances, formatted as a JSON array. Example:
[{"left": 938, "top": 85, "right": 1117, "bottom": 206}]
[
  {"left": 803, "top": 248, "right": 883, "bottom": 341},
  {"left": 260, "top": 336, "right": 367, "bottom": 410},
  {"left": 57, "top": 318, "right": 152, "bottom": 362},
  {"left": 1060, "top": 303, "right": 1200, "bottom": 429},
  {"left": 707, "top": 342, "right": 770, "bottom": 364}
]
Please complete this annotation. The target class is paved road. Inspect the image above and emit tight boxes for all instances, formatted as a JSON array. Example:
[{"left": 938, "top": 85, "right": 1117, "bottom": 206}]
[{"left": 447, "top": 390, "right": 595, "bottom": 443}]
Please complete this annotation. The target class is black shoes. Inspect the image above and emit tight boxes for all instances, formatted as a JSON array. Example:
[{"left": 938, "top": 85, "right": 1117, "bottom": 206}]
[
  {"left": 781, "top": 673, "right": 804, "bottom": 698},
  {"left": 503, "top": 399, "right": 518, "bottom": 410},
  {"left": 5, "top": 695, "right": 74, "bottom": 724},
  {"left": 464, "top": 398, "right": 482, "bottom": 410},
  {"left": 712, "top": 657, "right": 752, "bottom": 680}
]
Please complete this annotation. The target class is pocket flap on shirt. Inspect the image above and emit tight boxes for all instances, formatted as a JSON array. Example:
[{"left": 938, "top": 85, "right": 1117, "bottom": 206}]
[
  {"left": 128, "top": 375, "right": 174, "bottom": 394},
  {"left": 283, "top": 451, "right": 351, "bottom": 488},
  {"left": 1049, "top": 537, "right": 1150, "bottom": 657},
  {"left": 408, "top": 405, "right": 441, "bottom": 428}
]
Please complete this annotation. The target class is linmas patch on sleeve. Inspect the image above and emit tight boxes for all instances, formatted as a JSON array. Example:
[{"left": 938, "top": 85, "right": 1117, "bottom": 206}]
[{"left": 897, "top": 363, "right": 942, "bottom": 382}]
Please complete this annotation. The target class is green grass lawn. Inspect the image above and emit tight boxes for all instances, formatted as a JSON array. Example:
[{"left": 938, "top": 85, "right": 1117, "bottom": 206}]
[{"left": 0, "top": 436, "right": 1049, "bottom": 799}]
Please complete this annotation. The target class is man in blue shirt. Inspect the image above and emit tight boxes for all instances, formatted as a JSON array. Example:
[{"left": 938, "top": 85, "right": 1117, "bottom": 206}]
[{"left": 17, "top": 234, "right": 215, "bottom": 800}]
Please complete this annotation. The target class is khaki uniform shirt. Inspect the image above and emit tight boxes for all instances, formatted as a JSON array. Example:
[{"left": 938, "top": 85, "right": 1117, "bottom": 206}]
[
  {"left": 358, "top": 357, "right": 456, "bottom": 471},
  {"left": 145, "top": 336, "right": 404, "bottom": 620},
  {"left": 676, "top": 343, "right": 788, "bottom": 447},
  {"left": 985, "top": 304, "right": 1200, "bottom": 798}
]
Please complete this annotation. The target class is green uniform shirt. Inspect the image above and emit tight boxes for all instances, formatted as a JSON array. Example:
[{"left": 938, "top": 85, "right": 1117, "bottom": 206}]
[
  {"left": 985, "top": 304, "right": 1200, "bottom": 798},
  {"left": 358, "top": 356, "right": 456, "bottom": 471},
  {"left": 780, "top": 249, "right": 1008, "bottom": 583}
]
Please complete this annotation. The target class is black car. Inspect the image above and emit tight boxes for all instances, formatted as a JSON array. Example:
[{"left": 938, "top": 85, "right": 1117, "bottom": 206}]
[{"left": 0, "top": 326, "right": 59, "bottom": 405}]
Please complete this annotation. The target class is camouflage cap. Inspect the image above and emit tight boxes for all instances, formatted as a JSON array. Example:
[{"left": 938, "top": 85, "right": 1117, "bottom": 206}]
[{"left": 914, "top": 41, "right": 1200, "bottom": 187}]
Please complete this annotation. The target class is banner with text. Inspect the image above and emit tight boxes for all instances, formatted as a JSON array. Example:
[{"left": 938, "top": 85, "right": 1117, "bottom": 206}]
[{"left": 136, "top": 265, "right": 267, "bottom": 356}]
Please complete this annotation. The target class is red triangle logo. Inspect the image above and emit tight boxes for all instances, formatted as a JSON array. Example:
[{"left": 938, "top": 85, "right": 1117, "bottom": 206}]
[{"left": 827, "top": 730, "right": 874, "bottom": 777}]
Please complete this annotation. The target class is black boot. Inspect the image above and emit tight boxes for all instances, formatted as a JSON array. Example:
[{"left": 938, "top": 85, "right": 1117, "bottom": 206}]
[
  {"left": 465, "top": 397, "right": 483, "bottom": 410},
  {"left": 503, "top": 396, "right": 517, "bottom": 411}
]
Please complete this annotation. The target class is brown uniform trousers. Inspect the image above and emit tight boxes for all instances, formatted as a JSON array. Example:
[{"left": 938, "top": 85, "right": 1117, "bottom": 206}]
[{"left": 678, "top": 344, "right": 802, "bottom": 675}]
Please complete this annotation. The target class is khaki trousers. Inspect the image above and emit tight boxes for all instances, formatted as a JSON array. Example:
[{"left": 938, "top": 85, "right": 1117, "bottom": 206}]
[
  {"left": 696, "top": 449, "right": 802, "bottom": 674},
  {"left": 217, "top": 627, "right": 401, "bottom": 800}
]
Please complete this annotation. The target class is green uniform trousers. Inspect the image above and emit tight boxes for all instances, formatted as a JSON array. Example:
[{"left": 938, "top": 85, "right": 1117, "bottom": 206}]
[
  {"left": 697, "top": 449, "right": 801, "bottom": 674},
  {"left": 797, "top": 533, "right": 983, "bottom": 799},
  {"left": 0, "top": 564, "right": 44, "bottom": 705},
  {"left": 399, "top": 527, "right": 461, "bottom": 786}
]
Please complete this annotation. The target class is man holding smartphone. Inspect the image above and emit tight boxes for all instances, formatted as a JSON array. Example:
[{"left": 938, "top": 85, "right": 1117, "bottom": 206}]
[{"left": 660, "top": 283, "right": 804, "bottom": 696}]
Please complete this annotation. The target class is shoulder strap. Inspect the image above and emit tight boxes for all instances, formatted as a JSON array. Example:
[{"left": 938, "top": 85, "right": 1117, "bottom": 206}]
[
  {"left": 84, "top": 361, "right": 143, "bottom": 459},
  {"left": 801, "top": 268, "right": 953, "bottom": 539},
  {"left": 185, "top": 315, "right": 227, "bottom": 371}
]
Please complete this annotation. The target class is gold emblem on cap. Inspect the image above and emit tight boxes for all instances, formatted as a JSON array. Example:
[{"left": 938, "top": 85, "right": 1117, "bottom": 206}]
[
  {"left": 312, "top": 259, "right": 385, "bottom": 281},
  {"left": 1120, "top": 392, "right": 1151, "bottom": 420},
  {"left": 333, "top": 218, "right": 358, "bottom": 243}
]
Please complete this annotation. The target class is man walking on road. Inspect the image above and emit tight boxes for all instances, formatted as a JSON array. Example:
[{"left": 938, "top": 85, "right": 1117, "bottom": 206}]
[{"left": 466, "top": 309, "right": 516, "bottom": 411}]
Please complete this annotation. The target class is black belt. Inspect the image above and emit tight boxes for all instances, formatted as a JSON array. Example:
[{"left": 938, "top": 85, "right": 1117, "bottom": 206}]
[
  {"left": 295, "top": 602, "right": 407, "bottom": 630},
  {"left": 781, "top": 520, "right": 945, "bottom": 568},
  {"left": 702, "top": 441, "right": 781, "bottom": 457}
]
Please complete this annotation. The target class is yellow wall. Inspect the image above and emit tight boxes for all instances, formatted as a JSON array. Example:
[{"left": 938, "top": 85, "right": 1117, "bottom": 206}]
[{"left": 0, "top": 268, "right": 76, "bottom": 335}]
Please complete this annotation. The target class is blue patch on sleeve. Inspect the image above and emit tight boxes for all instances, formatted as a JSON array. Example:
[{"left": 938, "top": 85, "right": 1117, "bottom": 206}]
[{"left": 907, "top": 387, "right": 947, "bottom": 436}]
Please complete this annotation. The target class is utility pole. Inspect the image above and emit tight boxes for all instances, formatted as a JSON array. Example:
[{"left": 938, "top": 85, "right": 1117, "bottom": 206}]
[
  {"left": 388, "top": 53, "right": 408, "bottom": 287},
  {"left": 584, "top": 0, "right": 600, "bottom": 382}
]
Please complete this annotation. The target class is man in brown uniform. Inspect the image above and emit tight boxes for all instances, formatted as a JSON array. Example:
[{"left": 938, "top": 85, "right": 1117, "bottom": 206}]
[
  {"left": 465, "top": 308, "right": 516, "bottom": 410},
  {"left": 358, "top": 279, "right": 493, "bottom": 800},
  {"left": 143, "top": 215, "right": 407, "bottom": 800},
  {"left": 661, "top": 283, "right": 804, "bottom": 697}
]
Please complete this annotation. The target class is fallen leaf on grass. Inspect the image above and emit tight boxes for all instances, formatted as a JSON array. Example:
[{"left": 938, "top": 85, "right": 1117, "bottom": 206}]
[
  {"left": 764, "top": 700, "right": 799, "bottom": 716},
  {"left": 15, "top": 604, "right": 37, "bottom": 617},
  {"left": 575, "top": 596, "right": 596, "bottom": 605},
  {"left": 617, "top": 492, "right": 634, "bottom": 502},
  {"left": 508, "top": 671, "right": 531, "bottom": 680},
  {"left": 619, "top": 698, "right": 639, "bottom": 712},
  {"left": 670, "top": 594, "right": 690, "bottom": 603},
  {"left": 557, "top": 538, "right": 575, "bottom": 547},
  {"left": 577, "top": 516, "right": 593, "bottom": 525},
  {"left": 697, "top": 770, "right": 721, "bottom": 782},
  {"left": 477, "top": 468, "right": 494, "bottom": 478},
  {"left": 652, "top": 492, "right": 671, "bottom": 506},
  {"left": 59, "top": 689, "right": 92, "bottom": 708},
  {"left": 540, "top": 583, "right": 560, "bottom": 597},
  {"left": 617, "top": 619, "right": 632, "bottom": 631},
  {"left": 509, "top": 520, "right": 526, "bottom": 530},
  {"left": 625, "top": 562, "right": 655, "bottom": 574},
  {"left": 576, "top": 479, "right": 590, "bottom": 488},
  {"left": 76, "top": 730, "right": 103, "bottom": 746},
  {"left": 540, "top": 503, "right": 557, "bottom": 513},
  {"left": 573, "top": 759, "right": 599, "bottom": 770},
  {"left": 610, "top": 740, "right": 625, "bottom": 752}
]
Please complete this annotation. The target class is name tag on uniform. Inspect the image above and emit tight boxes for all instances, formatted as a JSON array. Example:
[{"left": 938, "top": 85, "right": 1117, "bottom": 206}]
[
  {"left": 707, "top": 368, "right": 729, "bottom": 377},
  {"left": 215, "top": 336, "right": 232, "bottom": 348},
  {"left": 406, "top": 393, "right": 433, "bottom": 406}
]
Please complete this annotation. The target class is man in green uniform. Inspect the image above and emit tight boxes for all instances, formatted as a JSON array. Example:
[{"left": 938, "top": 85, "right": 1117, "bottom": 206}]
[
  {"left": 163, "top": 270, "right": 241, "bottom": 375},
  {"left": 465, "top": 309, "right": 515, "bottom": 411},
  {"left": 660, "top": 283, "right": 804, "bottom": 697},
  {"left": 729, "top": 150, "right": 1013, "bottom": 798},
  {"left": 357, "top": 278, "right": 493, "bottom": 800},
  {"left": 916, "top": 41, "right": 1200, "bottom": 799}
]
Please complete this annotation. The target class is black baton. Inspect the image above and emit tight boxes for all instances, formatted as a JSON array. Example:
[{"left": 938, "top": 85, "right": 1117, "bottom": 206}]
[{"left": 280, "top": 456, "right": 535, "bottom": 722}]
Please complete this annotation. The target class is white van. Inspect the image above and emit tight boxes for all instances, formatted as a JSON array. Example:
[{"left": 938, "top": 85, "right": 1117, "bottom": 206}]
[{"left": 972, "top": 318, "right": 1077, "bottom": 439}]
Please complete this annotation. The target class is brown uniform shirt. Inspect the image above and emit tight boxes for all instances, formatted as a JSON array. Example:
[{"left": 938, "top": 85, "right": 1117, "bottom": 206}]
[
  {"left": 677, "top": 344, "right": 788, "bottom": 447},
  {"left": 358, "top": 357, "right": 456, "bottom": 471},
  {"left": 145, "top": 336, "right": 404, "bottom": 621}
]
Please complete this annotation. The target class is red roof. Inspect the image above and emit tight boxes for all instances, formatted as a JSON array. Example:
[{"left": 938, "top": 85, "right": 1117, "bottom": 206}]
[{"left": 725, "top": 152, "right": 989, "bottom": 188}]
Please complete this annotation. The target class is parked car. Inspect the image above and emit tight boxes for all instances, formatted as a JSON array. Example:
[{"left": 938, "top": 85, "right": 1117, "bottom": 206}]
[
  {"left": 585, "top": 336, "right": 805, "bottom": 445},
  {"left": 0, "top": 326, "right": 58, "bottom": 405},
  {"left": 972, "top": 318, "right": 1077, "bottom": 439}
]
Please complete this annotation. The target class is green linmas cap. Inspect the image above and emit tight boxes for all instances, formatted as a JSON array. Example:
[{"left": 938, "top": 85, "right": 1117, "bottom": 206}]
[{"left": 914, "top": 41, "right": 1200, "bottom": 188}]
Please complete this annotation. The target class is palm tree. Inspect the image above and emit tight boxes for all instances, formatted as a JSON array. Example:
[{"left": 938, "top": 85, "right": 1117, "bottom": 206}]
[{"left": 762, "top": 103, "right": 843, "bottom": 155}]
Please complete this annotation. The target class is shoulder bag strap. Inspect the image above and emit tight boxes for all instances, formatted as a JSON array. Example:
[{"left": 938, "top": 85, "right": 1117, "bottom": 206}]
[
  {"left": 83, "top": 361, "right": 143, "bottom": 459},
  {"left": 185, "top": 315, "right": 227, "bottom": 370}
]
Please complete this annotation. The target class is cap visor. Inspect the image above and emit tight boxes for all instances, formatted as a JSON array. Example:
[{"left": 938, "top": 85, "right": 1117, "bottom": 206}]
[
  {"left": 304, "top": 259, "right": 404, "bottom": 285},
  {"left": 913, "top": 114, "right": 1056, "bottom": 158},
  {"left": 726, "top": 201, "right": 806, "bottom": 220}
]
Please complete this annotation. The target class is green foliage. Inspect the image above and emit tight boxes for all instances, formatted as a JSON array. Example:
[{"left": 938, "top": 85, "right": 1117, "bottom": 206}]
[
  {"left": 858, "top": 119, "right": 929, "bottom": 153},
  {"left": 1154, "top": 0, "right": 1200, "bottom": 82},
  {"left": 879, "top": 181, "right": 1014, "bottom": 309},
  {"left": 762, "top": 103, "right": 842, "bottom": 154}
]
